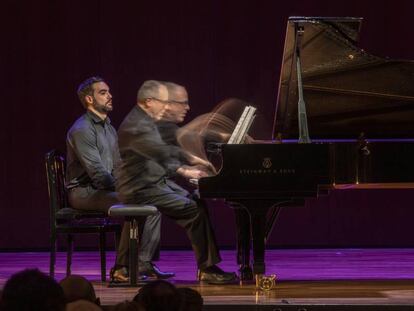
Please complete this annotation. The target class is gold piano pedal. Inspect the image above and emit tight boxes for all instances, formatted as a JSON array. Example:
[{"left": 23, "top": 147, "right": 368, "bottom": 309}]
[{"left": 255, "top": 274, "right": 277, "bottom": 291}]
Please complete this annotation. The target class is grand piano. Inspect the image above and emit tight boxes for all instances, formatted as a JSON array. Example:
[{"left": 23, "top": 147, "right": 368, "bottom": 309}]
[{"left": 198, "top": 17, "right": 414, "bottom": 281}]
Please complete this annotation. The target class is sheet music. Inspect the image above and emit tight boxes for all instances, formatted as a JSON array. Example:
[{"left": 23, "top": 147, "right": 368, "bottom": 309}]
[
  {"left": 228, "top": 106, "right": 256, "bottom": 144},
  {"left": 190, "top": 105, "right": 256, "bottom": 185}
]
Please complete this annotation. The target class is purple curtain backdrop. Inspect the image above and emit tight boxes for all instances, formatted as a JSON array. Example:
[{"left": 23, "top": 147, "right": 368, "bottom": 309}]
[{"left": 1, "top": 0, "right": 414, "bottom": 249}]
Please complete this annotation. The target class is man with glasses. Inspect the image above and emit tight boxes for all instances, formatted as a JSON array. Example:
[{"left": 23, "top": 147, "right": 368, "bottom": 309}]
[
  {"left": 157, "top": 82, "right": 215, "bottom": 171},
  {"left": 156, "top": 82, "right": 190, "bottom": 145},
  {"left": 115, "top": 80, "right": 237, "bottom": 284}
]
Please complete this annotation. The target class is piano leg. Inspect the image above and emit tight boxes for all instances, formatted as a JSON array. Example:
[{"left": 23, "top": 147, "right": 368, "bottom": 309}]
[
  {"left": 248, "top": 206, "right": 268, "bottom": 275},
  {"left": 233, "top": 206, "right": 253, "bottom": 281},
  {"left": 231, "top": 199, "right": 275, "bottom": 275},
  {"left": 232, "top": 200, "right": 272, "bottom": 277}
]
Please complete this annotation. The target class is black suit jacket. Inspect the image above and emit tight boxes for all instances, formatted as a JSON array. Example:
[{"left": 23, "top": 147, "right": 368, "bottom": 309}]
[{"left": 116, "top": 105, "right": 185, "bottom": 201}]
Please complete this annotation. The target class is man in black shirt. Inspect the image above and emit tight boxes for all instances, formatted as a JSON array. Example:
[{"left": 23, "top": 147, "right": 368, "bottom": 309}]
[
  {"left": 66, "top": 77, "right": 119, "bottom": 209},
  {"left": 116, "top": 80, "right": 236, "bottom": 284},
  {"left": 66, "top": 77, "right": 172, "bottom": 282}
]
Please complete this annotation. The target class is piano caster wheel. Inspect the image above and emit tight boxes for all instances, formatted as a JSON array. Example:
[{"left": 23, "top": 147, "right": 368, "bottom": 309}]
[{"left": 239, "top": 265, "right": 253, "bottom": 281}]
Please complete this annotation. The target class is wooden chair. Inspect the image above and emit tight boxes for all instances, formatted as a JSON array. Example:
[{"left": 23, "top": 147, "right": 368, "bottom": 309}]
[{"left": 45, "top": 150, "right": 121, "bottom": 282}]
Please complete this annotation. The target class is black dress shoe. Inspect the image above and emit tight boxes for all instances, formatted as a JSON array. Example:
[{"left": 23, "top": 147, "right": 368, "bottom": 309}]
[
  {"left": 139, "top": 262, "right": 175, "bottom": 279},
  {"left": 198, "top": 265, "right": 238, "bottom": 284}
]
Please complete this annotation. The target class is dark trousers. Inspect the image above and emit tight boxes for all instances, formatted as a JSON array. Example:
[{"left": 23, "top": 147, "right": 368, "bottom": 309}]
[
  {"left": 126, "top": 179, "right": 221, "bottom": 270},
  {"left": 67, "top": 185, "right": 161, "bottom": 266}
]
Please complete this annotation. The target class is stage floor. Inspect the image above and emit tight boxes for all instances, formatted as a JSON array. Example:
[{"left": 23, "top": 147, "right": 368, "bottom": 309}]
[{"left": 2, "top": 249, "right": 414, "bottom": 309}]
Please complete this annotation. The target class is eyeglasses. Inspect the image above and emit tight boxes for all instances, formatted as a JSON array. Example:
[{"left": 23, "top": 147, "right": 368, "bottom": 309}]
[
  {"left": 169, "top": 100, "right": 189, "bottom": 105},
  {"left": 148, "top": 98, "right": 170, "bottom": 104},
  {"left": 148, "top": 98, "right": 189, "bottom": 105}
]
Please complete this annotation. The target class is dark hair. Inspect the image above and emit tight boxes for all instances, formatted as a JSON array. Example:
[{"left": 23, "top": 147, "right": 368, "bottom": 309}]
[
  {"left": 0, "top": 269, "right": 65, "bottom": 311},
  {"left": 77, "top": 76, "right": 105, "bottom": 108},
  {"left": 112, "top": 301, "right": 143, "bottom": 311},
  {"left": 133, "top": 280, "right": 181, "bottom": 311},
  {"left": 59, "top": 275, "right": 98, "bottom": 304},
  {"left": 178, "top": 287, "right": 203, "bottom": 311}
]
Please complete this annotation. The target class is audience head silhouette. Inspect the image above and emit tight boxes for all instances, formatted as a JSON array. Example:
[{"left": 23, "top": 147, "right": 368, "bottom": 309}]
[
  {"left": 112, "top": 300, "right": 144, "bottom": 311},
  {"left": 66, "top": 299, "right": 102, "bottom": 311},
  {"left": 0, "top": 268, "right": 65, "bottom": 311},
  {"left": 178, "top": 287, "right": 203, "bottom": 311},
  {"left": 59, "top": 275, "right": 99, "bottom": 305},
  {"left": 133, "top": 280, "right": 181, "bottom": 311}
]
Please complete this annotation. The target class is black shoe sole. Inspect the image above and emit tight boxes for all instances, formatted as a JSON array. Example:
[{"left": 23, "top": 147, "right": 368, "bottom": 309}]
[{"left": 199, "top": 278, "right": 238, "bottom": 285}]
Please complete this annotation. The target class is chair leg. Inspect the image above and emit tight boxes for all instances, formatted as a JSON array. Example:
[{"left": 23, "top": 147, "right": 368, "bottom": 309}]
[
  {"left": 50, "top": 231, "right": 57, "bottom": 278},
  {"left": 114, "top": 227, "right": 121, "bottom": 255},
  {"left": 67, "top": 234, "right": 73, "bottom": 277},
  {"left": 99, "top": 231, "right": 106, "bottom": 282},
  {"left": 129, "top": 219, "right": 139, "bottom": 286}
]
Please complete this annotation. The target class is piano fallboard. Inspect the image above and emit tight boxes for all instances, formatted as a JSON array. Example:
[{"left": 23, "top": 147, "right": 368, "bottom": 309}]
[{"left": 198, "top": 141, "right": 414, "bottom": 200}]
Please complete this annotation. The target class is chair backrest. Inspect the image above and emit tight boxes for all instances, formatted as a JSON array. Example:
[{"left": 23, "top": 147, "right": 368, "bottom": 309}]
[{"left": 45, "top": 150, "right": 68, "bottom": 227}]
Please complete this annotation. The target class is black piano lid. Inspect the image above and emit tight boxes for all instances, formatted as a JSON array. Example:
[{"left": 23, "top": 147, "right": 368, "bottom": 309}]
[{"left": 273, "top": 16, "right": 414, "bottom": 140}]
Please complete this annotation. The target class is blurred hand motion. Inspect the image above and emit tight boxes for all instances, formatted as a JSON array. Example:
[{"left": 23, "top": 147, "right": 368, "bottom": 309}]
[
  {"left": 177, "top": 165, "right": 210, "bottom": 179},
  {"left": 176, "top": 98, "right": 257, "bottom": 175}
]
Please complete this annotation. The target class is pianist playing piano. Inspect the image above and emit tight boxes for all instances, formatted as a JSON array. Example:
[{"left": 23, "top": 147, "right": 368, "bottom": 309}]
[
  {"left": 115, "top": 80, "right": 237, "bottom": 284},
  {"left": 196, "top": 16, "right": 414, "bottom": 283},
  {"left": 156, "top": 82, "right": 218, "bottom": 173}
]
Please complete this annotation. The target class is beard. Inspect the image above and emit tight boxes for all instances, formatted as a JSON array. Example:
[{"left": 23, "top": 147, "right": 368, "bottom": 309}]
[{"left": 93, "top": 99, "right": 113, "bottom": 113}]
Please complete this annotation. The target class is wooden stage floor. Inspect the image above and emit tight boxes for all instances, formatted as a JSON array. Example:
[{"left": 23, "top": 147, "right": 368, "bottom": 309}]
[{"left": 2, "top": 249, "right": 414, "bottom": 310}]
